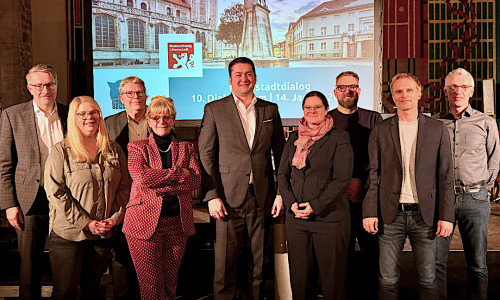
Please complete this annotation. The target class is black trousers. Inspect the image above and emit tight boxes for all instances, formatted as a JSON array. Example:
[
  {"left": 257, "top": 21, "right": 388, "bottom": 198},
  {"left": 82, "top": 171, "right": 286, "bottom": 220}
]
[
  {"left": 16, "top": 187, "right": 50, "bottom": 300},
  {"left": 49, "top": 232, "right": 111, "bottom": 300},
  {"left": 15, "top": 215, "right": 49, "bottom": 300},
  {"left": 213, "top": 187, "right": 266, "bottom": 300},
  {"left": 286, "top": 217, "right": 350, "bottom": 300},
  {"left": 110, "top": 228, "right": 141, "bottom": 300},
  {"left": 346, "top": 201, "right": 380, "bottom": 300}
]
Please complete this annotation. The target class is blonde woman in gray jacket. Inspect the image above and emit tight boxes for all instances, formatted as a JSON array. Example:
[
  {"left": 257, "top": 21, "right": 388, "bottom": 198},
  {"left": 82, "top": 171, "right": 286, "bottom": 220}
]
[{"left": 44, "top": 96, "right": 130, "bottom": 300}]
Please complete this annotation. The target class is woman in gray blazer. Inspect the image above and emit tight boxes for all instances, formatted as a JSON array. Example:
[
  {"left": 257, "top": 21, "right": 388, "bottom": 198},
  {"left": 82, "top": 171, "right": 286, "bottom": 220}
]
[{"left": 278, "top": 91, "right": 353, "bottom": 300}]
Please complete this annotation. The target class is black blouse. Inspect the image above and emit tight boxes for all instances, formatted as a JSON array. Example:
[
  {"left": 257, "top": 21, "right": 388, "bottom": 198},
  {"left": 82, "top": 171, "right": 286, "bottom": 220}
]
[{"left": 152, "top": 131, "right": 180, "bottom": 217}]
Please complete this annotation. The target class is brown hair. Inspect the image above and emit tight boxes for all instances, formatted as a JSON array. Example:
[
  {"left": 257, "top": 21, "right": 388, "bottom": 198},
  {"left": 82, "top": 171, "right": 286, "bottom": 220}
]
[{"left": 335, "top": 71, "right": 359, "bottom": 85}]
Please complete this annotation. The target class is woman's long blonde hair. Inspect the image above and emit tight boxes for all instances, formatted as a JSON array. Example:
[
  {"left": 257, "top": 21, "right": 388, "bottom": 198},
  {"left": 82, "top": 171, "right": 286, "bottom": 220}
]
[{"left": 66, "top": 96, "right": 113, "bottom": 162}]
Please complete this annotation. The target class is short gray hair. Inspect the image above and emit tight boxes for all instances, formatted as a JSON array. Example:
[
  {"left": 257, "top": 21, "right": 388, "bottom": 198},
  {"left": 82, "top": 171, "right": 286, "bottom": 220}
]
[{"left": 445, "top": 68, "right": 474, "bottom": 87}]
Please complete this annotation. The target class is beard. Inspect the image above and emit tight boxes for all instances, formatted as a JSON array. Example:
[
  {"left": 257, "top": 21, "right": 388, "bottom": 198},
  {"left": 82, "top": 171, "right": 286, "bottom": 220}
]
[{"left": 338, "top": 92, "right": 359, "bottom": 110}]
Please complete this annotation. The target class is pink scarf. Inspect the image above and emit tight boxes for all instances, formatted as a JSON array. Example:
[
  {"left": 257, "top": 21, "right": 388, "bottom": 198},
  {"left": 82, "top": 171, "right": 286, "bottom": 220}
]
[{"left": 292, "top": 115, "right": 334, "bottom": 169}]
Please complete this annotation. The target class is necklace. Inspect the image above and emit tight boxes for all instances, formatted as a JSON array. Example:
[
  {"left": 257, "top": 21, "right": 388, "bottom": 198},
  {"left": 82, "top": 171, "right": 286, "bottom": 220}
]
[{"left": 157, "top": 144, "right": 171, "bottom": 153}]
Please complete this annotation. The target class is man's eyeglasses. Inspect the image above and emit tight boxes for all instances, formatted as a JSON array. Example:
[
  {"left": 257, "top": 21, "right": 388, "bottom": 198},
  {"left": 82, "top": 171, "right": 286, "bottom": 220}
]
[
  {"left": 336, "top": 84, "right": 359, "bottom": 92},
  {"left": 150, "top": 115, "right": 173, "bottom": 122},
  {"left": 76, "top": 110, "right": 100, "bottom": 119},
  {"left": 29, "top": 83, "right": 57, "bottom": 91},
  {"left": 121, "top": 91, "right": 145, "bottom": 98},
  {"left": 446, "top": 85, "right": 473, "bottom": 92}
]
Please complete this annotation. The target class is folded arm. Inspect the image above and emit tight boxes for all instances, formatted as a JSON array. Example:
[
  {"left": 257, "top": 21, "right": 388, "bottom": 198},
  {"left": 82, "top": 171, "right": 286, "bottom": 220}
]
[
  {"left": 154, "top": 143, "right": 202, "bottom": 195},
  {"left": 128, "top": 142, "right": 186, "bottom": 188}
]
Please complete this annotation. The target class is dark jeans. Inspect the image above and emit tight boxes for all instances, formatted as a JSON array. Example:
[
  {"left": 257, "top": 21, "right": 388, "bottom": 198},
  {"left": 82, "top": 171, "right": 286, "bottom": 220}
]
[
  {"left": 378, "top": 210, "right": 438, "bottom": 300},
  {"left": 15, "top": 214, "right": 49, "bottom": 300},
  {"left": 346, "top": 201, "right": 379, "bottom": 300},
  {"left": 436, "top": 187, "right": 490, "bottom": 300},
  {"left": 49, "top": 232, "right": 111, "bottom": 300}
]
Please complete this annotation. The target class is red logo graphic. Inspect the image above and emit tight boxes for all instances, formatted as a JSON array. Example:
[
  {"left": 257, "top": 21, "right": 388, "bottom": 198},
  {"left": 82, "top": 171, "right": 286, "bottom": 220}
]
[{"left": 168, "top": 43, "right": 195, "bottom": 69}]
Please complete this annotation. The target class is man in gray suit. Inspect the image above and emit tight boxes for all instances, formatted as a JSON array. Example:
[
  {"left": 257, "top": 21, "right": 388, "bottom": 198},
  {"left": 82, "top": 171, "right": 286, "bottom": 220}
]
[
  {"left": 198, "top": 57, "right": 285, "bottom": 300},
  {"left": 0, "top": 64, "right": 68, "bottom": 300},
  {"left": 104, "top": 75, "right": 147, "bottom": 300},
  {"left": 363, "top": 73, "right": 455, "bottom": 300}
]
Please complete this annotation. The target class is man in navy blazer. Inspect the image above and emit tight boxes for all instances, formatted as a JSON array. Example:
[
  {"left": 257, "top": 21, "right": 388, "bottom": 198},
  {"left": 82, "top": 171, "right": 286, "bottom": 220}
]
[
  {"left": 198, "top": 57, "right": 285, "bottom": 300},
  {"left": 363, "top": 73, "right": 455, "bottom": 300}
]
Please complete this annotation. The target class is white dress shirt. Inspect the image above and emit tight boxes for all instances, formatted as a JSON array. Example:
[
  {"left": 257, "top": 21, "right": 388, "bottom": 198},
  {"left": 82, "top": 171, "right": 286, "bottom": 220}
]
[
  {"left": 33, "top": 101, "right": 64, "bottom": 186},
  {"left": 233, "top": 93, "right": 257, "bottom": 183}
]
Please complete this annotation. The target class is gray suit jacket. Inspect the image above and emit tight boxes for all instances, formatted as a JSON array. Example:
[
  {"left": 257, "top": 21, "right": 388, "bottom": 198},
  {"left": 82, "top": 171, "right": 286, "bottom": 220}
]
[
  {"left": 104, "top": 110, "right": 129, "bottom": 155},
  {"left": 198, "top": 95, "right": 285, "bottom": 208},
  {"left": 363, "top": 112, "right": 455, "bottom": 227},
  {"left": 0, "top": 101, "right": 68, "bottom": 215}
]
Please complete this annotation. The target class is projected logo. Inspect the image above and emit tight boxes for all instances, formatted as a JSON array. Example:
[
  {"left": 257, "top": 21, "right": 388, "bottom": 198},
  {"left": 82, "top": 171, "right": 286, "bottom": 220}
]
[
  {"left": 168, "top": 43, "right": 195, "bottom": 69},
  {"left": 107, "top": 80, "right": 124, "bottom": 109}
]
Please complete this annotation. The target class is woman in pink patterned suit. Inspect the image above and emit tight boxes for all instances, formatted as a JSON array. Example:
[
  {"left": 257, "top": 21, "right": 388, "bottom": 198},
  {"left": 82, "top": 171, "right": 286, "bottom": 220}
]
[{"left": 122, "top": 96, "right": 201, "bottom": 300}]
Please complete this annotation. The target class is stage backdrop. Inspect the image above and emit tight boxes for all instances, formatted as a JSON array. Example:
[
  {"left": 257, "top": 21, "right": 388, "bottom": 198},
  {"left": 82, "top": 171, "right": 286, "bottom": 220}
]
[{"left": 92, "top": 0, "right": 379, "bottom": 121}]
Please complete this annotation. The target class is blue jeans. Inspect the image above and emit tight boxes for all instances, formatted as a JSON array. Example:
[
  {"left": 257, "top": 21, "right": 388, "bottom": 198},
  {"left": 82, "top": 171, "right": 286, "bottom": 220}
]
[
  {"left": 378, "top": 210, "right": 438, "bottom": 300},
  {"left": 436, "top": 187, "right": 490, "bottom": 300}
]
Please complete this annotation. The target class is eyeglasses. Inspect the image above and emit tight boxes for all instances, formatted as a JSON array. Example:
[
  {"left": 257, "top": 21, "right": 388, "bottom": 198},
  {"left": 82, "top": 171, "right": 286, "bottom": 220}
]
[
  {"left": 446, "top": 85, "right": 473, "bottom": 92},
  {"left": 29, "top": 83, "right": 57, "bottom": 91},
  {"left": 121, "top": 91, "right": 145, "bottom": 98},
  {"left": 303, "top": 105, "right": 325, "bottom": 111},
  {"left": 336, "top": 84, "right": 359, "bottom": 92},
  {"left": 150, "top": 115, "right": 173, "bottom": 122},
  {"left": 76, "top": 110, "right": 100, "bottom": 119}
]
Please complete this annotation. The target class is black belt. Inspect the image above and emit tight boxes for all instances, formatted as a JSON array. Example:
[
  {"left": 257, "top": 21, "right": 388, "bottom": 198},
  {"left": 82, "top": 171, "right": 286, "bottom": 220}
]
[
  {"left": 454, "top": 180, "right": 485, "bottom": 194},
  {"left": 397, "top": 203, "right": 420, "bottom": 212}
]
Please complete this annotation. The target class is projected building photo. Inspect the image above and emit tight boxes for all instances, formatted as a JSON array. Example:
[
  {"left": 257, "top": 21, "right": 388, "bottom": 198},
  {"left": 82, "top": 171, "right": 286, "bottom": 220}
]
[
  {"left": 92, "top": 0, "right": 375, "bottom": 68},
  {"left": 284, "top": 0, "right": 374, "bottom": 60},
  {"left": 92, "top": 0, "right": 218, "bottom": 67},
  {"left": 91, "top": 0, "right": 378, "bottom": 119}
]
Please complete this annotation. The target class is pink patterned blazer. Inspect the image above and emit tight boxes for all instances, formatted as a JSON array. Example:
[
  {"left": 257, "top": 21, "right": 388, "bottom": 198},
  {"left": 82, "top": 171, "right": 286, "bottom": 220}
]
[{"left": 122, "top": 134, "right": 201, "bottom": 240}]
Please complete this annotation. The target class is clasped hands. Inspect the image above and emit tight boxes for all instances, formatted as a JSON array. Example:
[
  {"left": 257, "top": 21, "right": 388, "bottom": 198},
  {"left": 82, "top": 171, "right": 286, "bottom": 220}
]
[
  {"left": 86, "top": 218, "right": 117, "bottom": 236},
  {"left": 209, "top": 195, "right": 315, "bottom": 221},
  {"left": 272, "top": 195, "right": 314, "bottom": 219}
]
